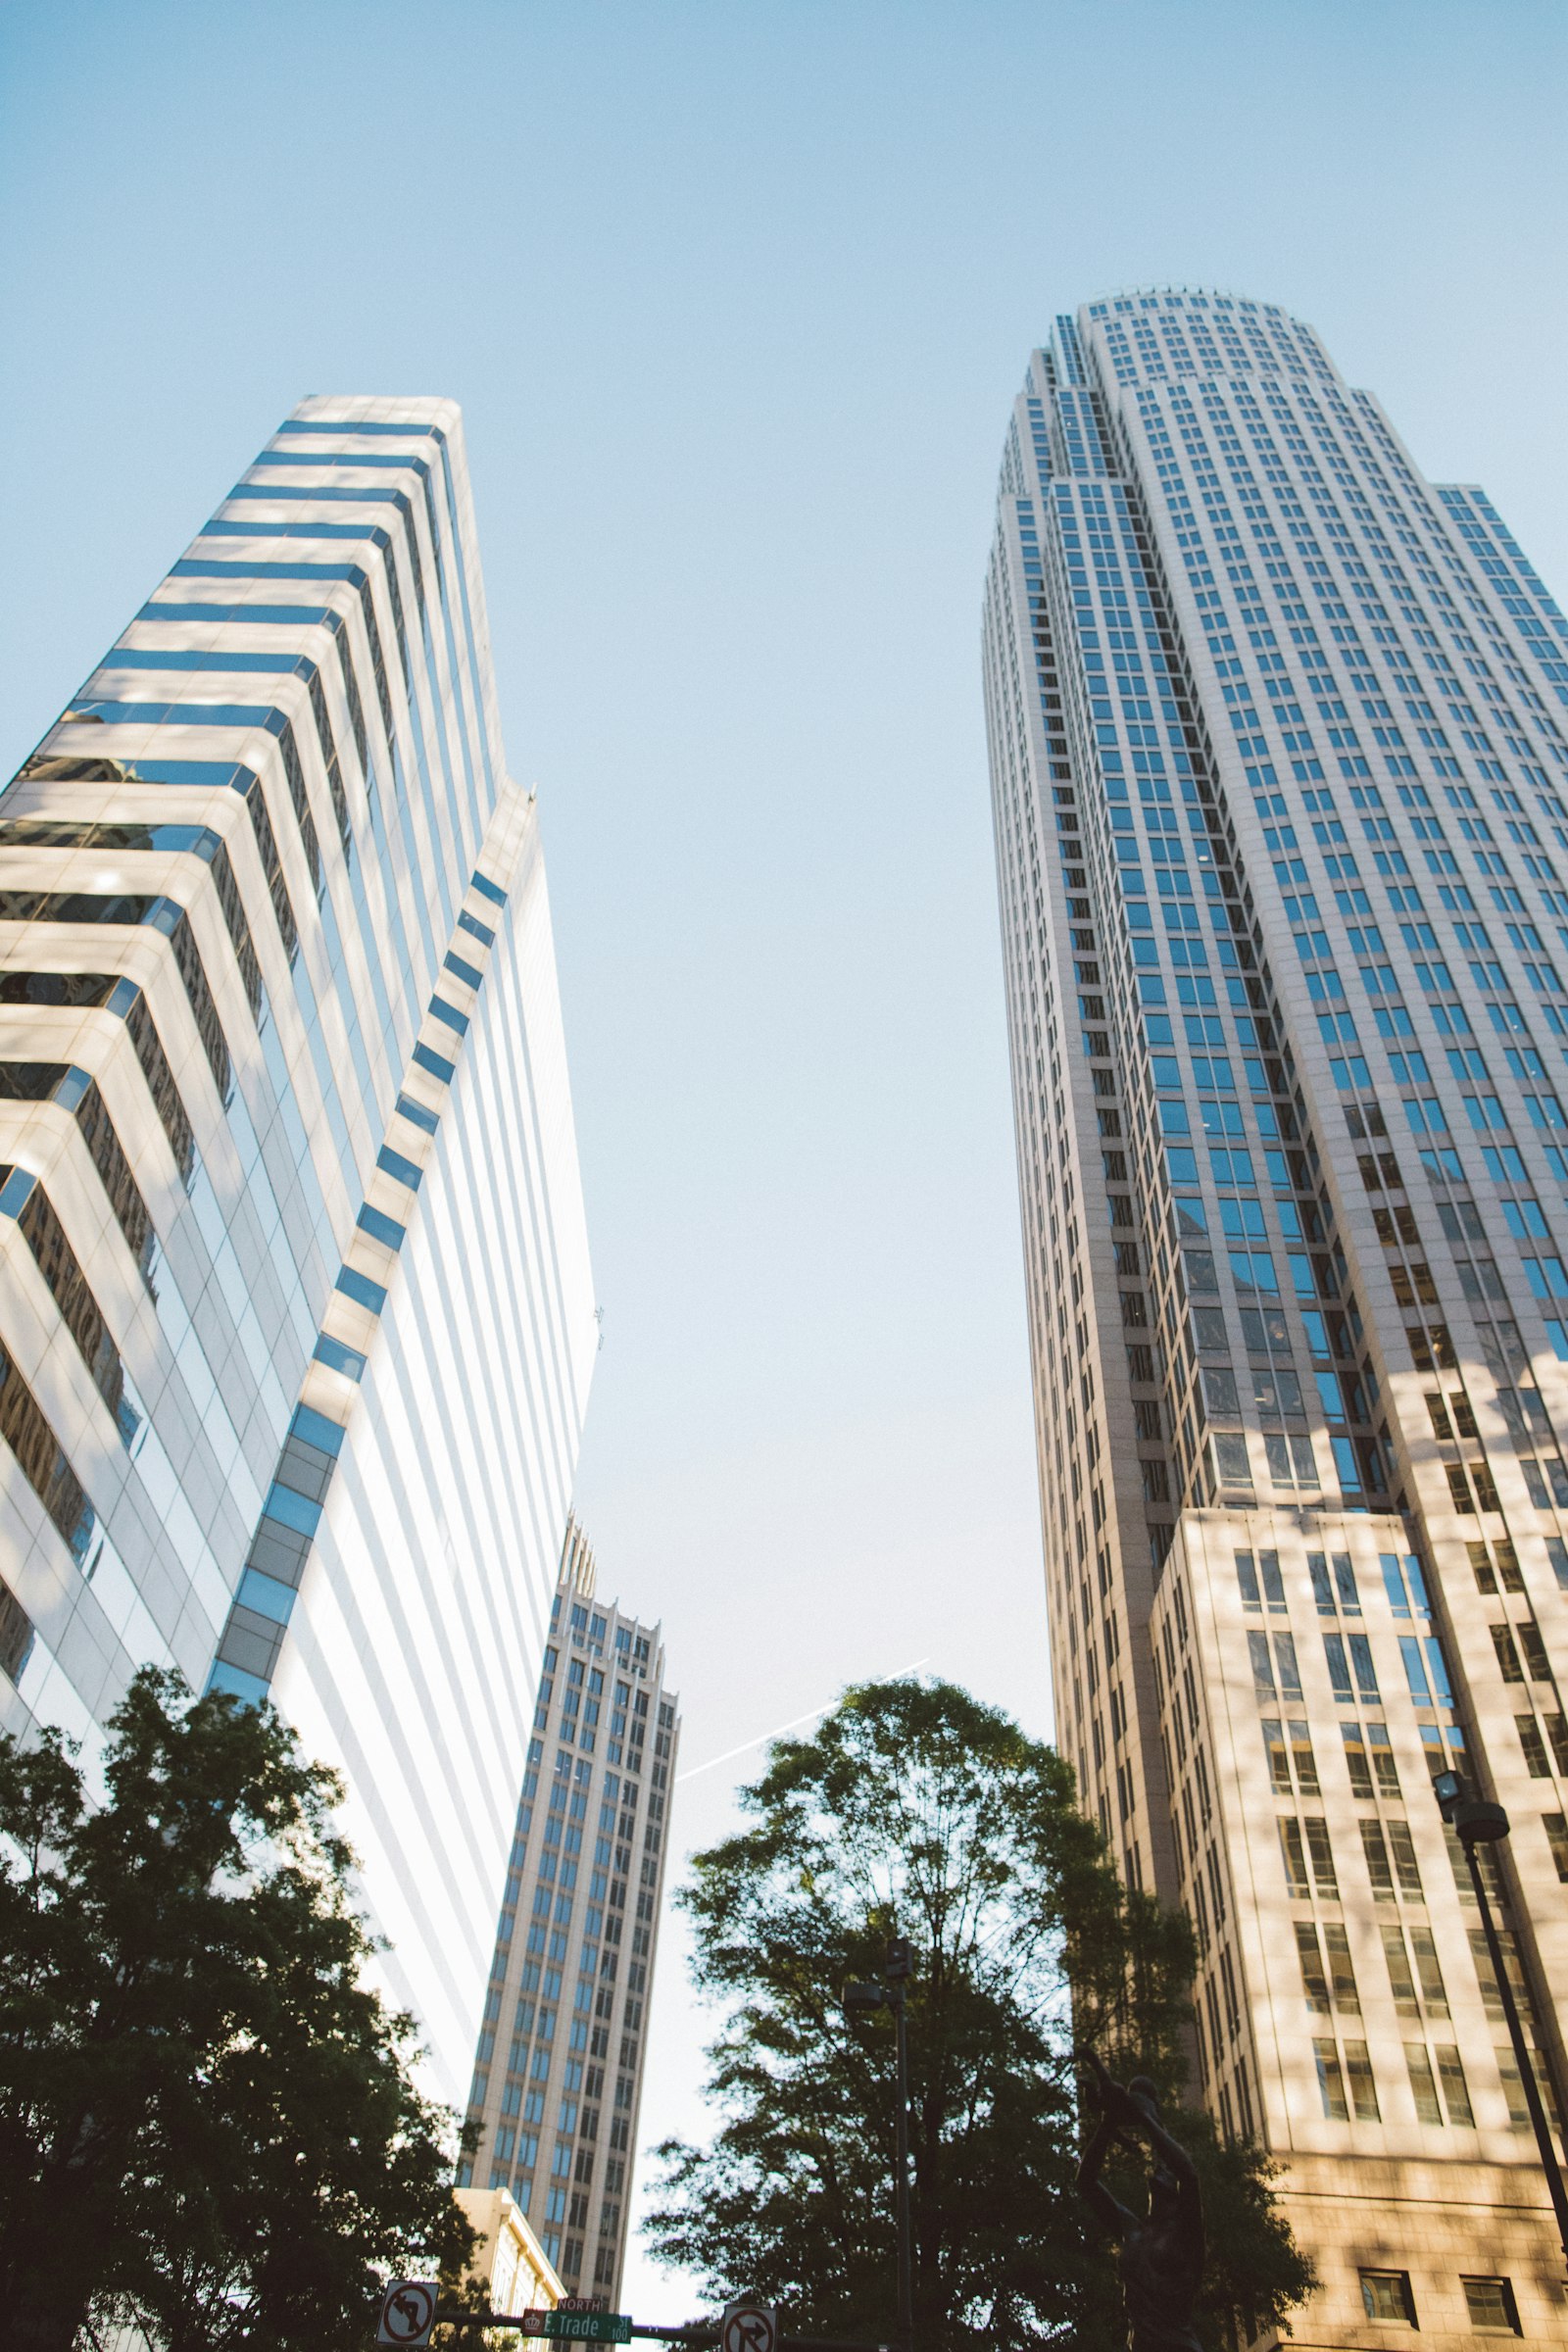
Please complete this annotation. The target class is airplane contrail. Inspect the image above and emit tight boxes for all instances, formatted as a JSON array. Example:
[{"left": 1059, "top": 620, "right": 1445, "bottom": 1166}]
[{"left": 674, "top": 1658, "right": 933, "bottom": 1786}]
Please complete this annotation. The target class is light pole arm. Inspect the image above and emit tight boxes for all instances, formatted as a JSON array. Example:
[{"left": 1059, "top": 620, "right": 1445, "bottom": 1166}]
[{"left": 1466, "top": 1840, "right": 1568, "bottom": 2270}]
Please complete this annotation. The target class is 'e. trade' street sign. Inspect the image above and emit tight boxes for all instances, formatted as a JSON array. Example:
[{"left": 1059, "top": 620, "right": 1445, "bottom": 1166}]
[{"left": 520, "top": 2312, "right": 632, "bottom": 2343}]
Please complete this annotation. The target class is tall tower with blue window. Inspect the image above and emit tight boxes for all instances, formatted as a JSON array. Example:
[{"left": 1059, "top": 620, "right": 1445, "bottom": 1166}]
[{"left": 984, "top": 293, "right": 1568, "bottom": 2344}]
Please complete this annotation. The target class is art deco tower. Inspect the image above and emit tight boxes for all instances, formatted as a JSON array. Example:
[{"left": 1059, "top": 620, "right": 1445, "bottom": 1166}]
[
  {"left": 463, "top": 1520, "right": 678, "bottom": 2303},
  {"left": 0, "top": 399, "right": 598, "bottom": 2100},
  {"left": 983, "top": 294, "right": 1568, "bottom": 2343}
]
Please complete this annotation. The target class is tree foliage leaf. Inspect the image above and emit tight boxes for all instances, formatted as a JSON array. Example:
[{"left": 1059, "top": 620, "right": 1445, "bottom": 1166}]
[
  {"left": 0, "top": 1668, "right": 474, "bottom": 2352},
  {"left": 646, "top": 1679, "right": 1312, "bottom": 2352}
]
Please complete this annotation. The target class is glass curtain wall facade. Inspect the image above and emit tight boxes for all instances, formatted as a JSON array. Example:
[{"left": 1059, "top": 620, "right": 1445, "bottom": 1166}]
[
  {"left": 982, "top": 292, "right": 1568, "bottom": 2343},
  {"left": 463, "top": 1518, "right": 679, "bottom": 2304},
  {"left": 0, "top": 396, "right": 598, "bottom": 2100}
]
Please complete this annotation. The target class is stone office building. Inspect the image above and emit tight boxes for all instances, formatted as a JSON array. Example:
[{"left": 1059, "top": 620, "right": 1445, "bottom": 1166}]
[{"left": 984, "top": 288, "right": 1568, "bottom": 2343}]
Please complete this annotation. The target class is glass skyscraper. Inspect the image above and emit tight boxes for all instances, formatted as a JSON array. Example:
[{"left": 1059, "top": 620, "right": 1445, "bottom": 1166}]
[
  {"left": 983, "top": 293, "right": 1568, "bottom": 2339},
  {"left": 0, "top": 397, "right": 598, "bottom": 2101},
  {"left": 462, "top": 1518, "right": 678, "bottom": 2303}
]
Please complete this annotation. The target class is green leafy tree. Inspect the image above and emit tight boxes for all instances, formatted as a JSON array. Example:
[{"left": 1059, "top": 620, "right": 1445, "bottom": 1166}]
[
  {"left": 0, "top": 1667, "right": 475, "bottom": 2352},
  {"left": 646, "top": 1678, "right": 1312, "bottom": 2351}
]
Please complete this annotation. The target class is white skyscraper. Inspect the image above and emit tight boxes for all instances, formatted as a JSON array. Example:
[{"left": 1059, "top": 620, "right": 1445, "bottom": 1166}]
[
  {"left": 0, "top": 397, "right": 597, "bottom": 2099},
  {"left": 984, "top": 294, "right": 1568, "bottom": 2342}
]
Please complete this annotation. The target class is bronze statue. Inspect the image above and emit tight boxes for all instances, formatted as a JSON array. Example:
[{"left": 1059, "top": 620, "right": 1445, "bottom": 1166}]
[{"left": 1075, "top": 2052, "right": 1204, "bottom": 2352}]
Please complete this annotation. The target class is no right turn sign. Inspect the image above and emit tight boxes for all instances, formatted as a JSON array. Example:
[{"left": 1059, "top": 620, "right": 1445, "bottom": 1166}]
[{"left": 721, "top": 2301, "right": 779, "bottom": 2352}]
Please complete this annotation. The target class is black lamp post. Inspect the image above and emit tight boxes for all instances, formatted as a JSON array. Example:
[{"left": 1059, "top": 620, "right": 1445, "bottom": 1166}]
[
  {"left": 843, "top": 1936, "right": 914, "bottom": 2352},
  {"left": 1433, "top": 1770, "right": 1568, "bottom": 2269}
]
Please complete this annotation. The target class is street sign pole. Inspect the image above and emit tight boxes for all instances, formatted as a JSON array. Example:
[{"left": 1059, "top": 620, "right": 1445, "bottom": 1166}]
[{"left": 884, "top": 1936, "right": 914, "bottom": 2352}]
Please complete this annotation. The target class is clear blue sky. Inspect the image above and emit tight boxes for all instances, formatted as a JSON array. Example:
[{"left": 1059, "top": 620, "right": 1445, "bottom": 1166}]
[{"left": 3, "top": 0, "right": 1565, "bottom": 2315}]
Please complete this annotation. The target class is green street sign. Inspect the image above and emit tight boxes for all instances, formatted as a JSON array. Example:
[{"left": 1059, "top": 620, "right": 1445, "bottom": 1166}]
[{"left": 527, "top": 2313, "right": 632, "bottom": 2344}]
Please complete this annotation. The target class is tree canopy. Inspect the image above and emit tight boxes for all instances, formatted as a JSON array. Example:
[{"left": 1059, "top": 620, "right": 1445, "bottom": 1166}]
[
  {"left": 646, "top": 1677, "right": 1312, "bottom": 2351},
  {"left": 0, "top": 1666, "right": 474, "bottom": 2352}
]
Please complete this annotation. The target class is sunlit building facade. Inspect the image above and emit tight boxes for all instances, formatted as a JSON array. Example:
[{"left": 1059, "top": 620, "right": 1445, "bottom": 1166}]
[
  {"left": 0, "top": 398, "right": 598, "bottom": 2099},
  {"left": 463, "top": 1519, "right": 678, "bottom": 2304},
  {"left": 983, "top": 292, "right": 1568, "bottom": 2343},
  {"left": 454, "top": 2184, "right": 563, "bottom": 2318}
]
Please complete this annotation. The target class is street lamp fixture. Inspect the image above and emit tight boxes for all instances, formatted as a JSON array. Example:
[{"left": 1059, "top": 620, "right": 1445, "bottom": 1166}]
[
  {"left": 1432, "top": 1771, "right": 1568, "bottom": 2269},
  {"left": 842, "top": 1940, "right": 915, "bottom": 2352}
]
